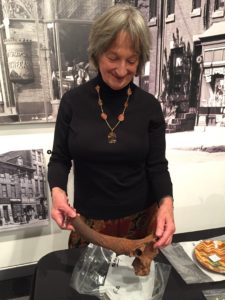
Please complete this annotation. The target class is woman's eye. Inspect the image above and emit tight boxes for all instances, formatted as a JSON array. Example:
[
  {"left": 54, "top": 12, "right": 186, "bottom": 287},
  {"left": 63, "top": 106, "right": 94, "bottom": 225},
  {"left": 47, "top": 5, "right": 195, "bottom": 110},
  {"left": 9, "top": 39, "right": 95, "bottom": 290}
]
[
  {"left": 108, "top": 56, "right": 117, "bottom": 61},
  {"left": 128, "top": 60, "right": 136, "bottom": 64},
  {"left": 128, "top": 57, "right": 138, "bottom": 64}
]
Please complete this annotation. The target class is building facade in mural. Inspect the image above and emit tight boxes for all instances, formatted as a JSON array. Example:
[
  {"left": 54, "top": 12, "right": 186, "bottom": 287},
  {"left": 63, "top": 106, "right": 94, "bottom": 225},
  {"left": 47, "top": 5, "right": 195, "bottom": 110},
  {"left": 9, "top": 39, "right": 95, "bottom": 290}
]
[
  {"left": 0, "top": 149, "right": 48, "bottom": 230},
  {"left": 147, "top": 0, "right": 225, "bottom": 132},
  {"left": 0, "top": 0, "right": 224, "bottom": 131}
]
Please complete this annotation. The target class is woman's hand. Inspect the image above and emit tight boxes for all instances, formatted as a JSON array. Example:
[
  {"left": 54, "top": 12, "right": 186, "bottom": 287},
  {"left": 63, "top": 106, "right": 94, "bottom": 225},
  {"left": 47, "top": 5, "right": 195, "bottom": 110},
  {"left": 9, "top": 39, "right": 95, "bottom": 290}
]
[
  {"left": 51, "top": 187, "right": 79, "bottom": 230},
  {"left": 154, "top": 196, "right": 175, "bottom": 248}
]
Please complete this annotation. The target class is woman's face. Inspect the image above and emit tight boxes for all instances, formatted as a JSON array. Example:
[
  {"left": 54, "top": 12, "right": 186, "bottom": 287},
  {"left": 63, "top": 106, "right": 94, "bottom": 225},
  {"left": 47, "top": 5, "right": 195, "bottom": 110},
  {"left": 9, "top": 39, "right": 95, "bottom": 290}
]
[{"left": 98, "top": 31, "right": 139, "bottom": 90}]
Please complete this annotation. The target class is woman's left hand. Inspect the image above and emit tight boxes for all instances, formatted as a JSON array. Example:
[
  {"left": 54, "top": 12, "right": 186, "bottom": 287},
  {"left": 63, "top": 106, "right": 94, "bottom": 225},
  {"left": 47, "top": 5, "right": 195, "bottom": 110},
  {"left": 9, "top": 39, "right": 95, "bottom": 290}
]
[{"left": 154, "top": 196, "right": 175, "bottom": 248}]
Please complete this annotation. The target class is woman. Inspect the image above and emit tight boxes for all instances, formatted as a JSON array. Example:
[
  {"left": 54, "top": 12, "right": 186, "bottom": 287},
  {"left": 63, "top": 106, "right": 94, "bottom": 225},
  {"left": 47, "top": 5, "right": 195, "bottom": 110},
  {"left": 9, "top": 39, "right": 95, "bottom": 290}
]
[{"left": 48, "top": 4, "right": 175, "bottom": 249}]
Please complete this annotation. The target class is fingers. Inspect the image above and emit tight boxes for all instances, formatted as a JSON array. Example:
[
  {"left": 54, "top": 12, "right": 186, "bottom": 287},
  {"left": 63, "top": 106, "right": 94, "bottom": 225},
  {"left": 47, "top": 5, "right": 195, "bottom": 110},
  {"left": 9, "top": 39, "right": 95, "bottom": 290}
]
[
  {"left": 154, "top": 224, "right": 175, "bottom": 248},
  {"left": 50, "top": 187, "right": 79, "bottom": 230},
  {"left": 51, "top": 206, "right": 79, "bottom": 230},
  {"left": 154, "top": 197, "right": 176, "bottom": 249},
  {"left": 61, "top": 215, "right": 73, "bottom": 230},
  {"left": 61, "top": 208, "right": 80, "bottom": 230}
]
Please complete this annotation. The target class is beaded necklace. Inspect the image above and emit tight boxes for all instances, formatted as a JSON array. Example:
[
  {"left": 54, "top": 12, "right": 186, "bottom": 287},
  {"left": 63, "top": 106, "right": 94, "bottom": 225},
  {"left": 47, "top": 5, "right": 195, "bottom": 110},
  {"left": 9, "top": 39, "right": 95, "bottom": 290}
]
[{"left": 95, "top": 84, "right": 132, "bottom": 144}]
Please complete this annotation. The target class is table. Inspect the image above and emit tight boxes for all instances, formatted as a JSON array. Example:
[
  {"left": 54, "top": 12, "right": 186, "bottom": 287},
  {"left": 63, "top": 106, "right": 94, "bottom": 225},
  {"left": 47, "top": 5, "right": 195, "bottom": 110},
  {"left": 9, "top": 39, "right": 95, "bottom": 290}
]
[{"left": 30, "top": 227, "right": 225, "bottom": 300}]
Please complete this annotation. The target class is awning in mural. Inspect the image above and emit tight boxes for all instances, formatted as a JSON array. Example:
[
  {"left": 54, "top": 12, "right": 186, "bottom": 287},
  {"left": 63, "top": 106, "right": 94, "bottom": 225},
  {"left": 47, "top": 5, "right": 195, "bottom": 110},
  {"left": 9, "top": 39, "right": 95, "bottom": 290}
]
[{"left": 200, "top": 21, "right": 225, "bottom": 39}]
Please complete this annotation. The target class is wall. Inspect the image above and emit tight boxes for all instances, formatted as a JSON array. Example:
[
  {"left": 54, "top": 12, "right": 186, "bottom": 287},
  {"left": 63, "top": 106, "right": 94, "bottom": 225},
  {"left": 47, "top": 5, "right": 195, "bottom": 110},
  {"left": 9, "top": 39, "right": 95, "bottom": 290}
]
[
  {"left": 166, "top": 128, "right": 225, "bottom": 233},
  {"left": 0, "top": 124, "right": 225, "bottom": 271}
]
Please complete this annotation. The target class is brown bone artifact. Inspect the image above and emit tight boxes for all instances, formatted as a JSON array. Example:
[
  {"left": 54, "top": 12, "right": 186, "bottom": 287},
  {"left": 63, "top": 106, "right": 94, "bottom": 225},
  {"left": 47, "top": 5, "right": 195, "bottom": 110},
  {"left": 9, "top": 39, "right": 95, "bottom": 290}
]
[{"left": 71, "top": 206, "right": 158, "bottom": 276}]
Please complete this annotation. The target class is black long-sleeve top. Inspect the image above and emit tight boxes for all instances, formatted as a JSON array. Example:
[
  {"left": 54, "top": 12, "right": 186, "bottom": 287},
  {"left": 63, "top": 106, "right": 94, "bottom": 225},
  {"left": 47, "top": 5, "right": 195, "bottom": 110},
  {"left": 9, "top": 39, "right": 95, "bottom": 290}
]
[{"left": 48, "top": 74, "right": 173, "bottom": 219}]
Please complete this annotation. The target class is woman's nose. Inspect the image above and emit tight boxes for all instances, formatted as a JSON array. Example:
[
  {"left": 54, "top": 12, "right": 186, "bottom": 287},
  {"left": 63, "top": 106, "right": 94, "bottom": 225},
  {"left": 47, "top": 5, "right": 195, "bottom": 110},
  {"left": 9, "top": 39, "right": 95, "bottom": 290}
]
[{"left": 115, "top": 61, "right": 127, "bottom": 77}]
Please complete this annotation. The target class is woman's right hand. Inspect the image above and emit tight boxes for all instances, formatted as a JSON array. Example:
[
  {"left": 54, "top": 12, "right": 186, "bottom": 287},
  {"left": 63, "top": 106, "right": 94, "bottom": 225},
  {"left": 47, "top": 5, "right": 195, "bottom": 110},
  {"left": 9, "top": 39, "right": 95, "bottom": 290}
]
[{"left": 51, "top": 187, "right": 79, "bottom": 230}]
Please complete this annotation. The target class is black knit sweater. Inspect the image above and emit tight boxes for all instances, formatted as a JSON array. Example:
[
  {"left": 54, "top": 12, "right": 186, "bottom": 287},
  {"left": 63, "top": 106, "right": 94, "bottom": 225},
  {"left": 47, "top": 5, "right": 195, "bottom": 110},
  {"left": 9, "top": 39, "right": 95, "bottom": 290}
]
[{"left": 48, "top": 74, "right": 173, "bottom": 219}]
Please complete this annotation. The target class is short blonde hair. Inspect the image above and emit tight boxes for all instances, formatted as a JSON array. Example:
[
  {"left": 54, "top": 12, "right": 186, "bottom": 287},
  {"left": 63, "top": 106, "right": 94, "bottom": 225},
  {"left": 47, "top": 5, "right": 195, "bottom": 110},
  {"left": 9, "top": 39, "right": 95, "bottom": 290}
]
[{"left": 88, "top": 4, "right": 150, "bottom": 75}]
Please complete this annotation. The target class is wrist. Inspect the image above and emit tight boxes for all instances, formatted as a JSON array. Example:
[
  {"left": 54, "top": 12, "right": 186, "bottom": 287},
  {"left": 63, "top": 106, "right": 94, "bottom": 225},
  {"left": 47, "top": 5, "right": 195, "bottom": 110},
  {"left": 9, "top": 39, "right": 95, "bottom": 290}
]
[
  {"left": 158, "top": 196, "right": 174, "bottom": 208},
  {"left": 51, "top": 187, "right": 66, "bottom": 194},
  {"left": 51, "top": 187, "right": 68, "bottom": 202}
]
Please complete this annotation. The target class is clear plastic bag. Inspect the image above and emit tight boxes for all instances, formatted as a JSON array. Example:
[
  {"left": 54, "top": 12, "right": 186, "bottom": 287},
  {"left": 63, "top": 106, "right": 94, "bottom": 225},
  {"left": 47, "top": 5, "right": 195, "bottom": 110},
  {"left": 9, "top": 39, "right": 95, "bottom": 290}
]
[
  {"left": 70, "top": 244, "right": 113, "bottom": 298},
  {"left": 202, "top": 289, "right": 225, "bottom": 300},
  {"left": 70, "top": 243, "right": 171, "bottom": 300}
]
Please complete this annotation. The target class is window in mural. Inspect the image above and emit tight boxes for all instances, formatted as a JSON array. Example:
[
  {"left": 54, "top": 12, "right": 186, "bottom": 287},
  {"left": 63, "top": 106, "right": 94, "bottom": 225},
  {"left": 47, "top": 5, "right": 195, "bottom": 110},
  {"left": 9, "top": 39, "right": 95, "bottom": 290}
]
[
  {"left": 206, "top": 74, "right": 225, "bottom": 107},
  {"left": 191, "top": 0, "right": 201, "bottom": 16},
  {"left": 167, "top": 0, "right": 175, "bottom": 15},
  {"left": 54, "top": 22, "right": 91, "bottom": 97},
  {"left": 214, "top": 0, "right": 225, "bottom": 10},
  {"left": 193, "top": 0, "right": 201, "bottom": 9},
  {"left": 202, "top": 71, "right": 225, "bottom": 107},
  {"left": 149, "top": 0, "right": 157, "bottom": 20},
  {"left": 114, "top": 0, "right": 137, "bottom": 6},
  {"left": 214, "top": 76, "right": 224, "bottom": 104}
]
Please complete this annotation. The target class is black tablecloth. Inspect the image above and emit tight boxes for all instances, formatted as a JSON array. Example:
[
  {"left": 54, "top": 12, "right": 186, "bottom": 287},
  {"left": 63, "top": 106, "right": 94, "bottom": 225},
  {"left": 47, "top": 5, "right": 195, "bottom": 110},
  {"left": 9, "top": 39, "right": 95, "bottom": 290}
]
[{"left": 30, "top": 227, "right": 225, "bottom": 300}]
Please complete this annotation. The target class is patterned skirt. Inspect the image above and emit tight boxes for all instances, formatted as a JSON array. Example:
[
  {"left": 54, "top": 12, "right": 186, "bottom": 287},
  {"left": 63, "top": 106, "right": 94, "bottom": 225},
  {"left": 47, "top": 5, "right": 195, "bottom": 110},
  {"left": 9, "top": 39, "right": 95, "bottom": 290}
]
[{"left": 68, "top": 203, "right": 158, "bottom": 248}]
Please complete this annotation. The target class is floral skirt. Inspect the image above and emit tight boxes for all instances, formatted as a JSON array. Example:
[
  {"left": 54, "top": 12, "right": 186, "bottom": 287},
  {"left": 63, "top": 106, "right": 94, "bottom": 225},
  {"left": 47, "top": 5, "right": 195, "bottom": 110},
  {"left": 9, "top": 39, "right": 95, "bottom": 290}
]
[{"left": 68, "top": 203, "right": 158, "bottom": 248}]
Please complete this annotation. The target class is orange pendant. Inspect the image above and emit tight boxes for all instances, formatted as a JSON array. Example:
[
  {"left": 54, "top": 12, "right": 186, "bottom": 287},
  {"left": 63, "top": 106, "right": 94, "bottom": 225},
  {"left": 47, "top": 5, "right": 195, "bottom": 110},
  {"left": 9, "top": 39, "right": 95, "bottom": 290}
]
[
  {"left": 118, "top": 114, "right": 125, "bottom": 122},
  {"left": 101, "top": 112, "right": 107, "bottom": 120}
]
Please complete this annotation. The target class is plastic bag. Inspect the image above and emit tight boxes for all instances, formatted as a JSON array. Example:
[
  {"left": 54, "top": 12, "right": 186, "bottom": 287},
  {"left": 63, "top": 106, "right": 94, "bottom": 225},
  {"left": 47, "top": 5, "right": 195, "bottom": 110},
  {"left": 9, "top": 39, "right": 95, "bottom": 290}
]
[
  {"left": 70, "top": 243, "right": 171, "bottom": 300},
  {"left": 202, "top": 289, "right": 225, "bottom": 300}
]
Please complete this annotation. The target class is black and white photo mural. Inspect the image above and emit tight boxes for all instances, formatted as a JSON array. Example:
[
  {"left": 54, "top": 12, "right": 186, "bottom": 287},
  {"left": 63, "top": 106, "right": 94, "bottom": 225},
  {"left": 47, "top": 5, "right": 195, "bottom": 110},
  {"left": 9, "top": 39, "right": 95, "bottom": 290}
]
[
  {"left": 0, "top": 149, "right": 49, "bottom": 231},
  {"left": 0, "top": 0, "right": 224, "bottom": 135}
]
